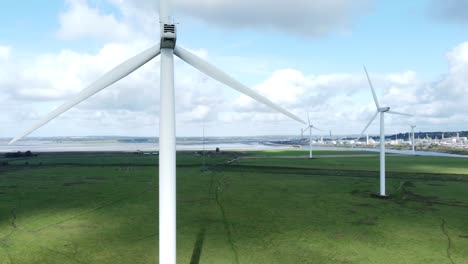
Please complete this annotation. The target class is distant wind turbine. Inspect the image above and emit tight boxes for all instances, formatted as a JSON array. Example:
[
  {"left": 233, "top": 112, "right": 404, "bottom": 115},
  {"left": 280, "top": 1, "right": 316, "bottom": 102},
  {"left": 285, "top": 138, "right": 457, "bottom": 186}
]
[
  {"left": 8, "top": 1, "right": 305, "bottom": 263},
  {"left": 357, "top": 66, "right": 412, "bottom": 197},
  {"left": 303, "top": 112, "right": 321, "bottom": 159},
  {"left": 410, "top": 125, "right": 416, "bottom": 156},
  {"left": 202, "top": 122, "right": 207, "bottom": 172}
]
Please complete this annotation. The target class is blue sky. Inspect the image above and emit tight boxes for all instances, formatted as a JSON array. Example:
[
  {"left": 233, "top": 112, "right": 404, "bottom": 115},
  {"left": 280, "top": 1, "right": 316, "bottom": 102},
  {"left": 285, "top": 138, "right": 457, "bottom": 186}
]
[
  {"left": 0, "top": 0, "right": 467, "bottom": 137},
  {"left": 2, "top": 0, "right": 466, "bottom": 78}
]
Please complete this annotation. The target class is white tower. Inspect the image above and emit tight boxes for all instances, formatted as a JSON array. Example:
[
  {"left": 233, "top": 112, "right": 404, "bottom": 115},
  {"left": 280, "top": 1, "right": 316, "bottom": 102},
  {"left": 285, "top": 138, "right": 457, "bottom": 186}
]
[{"left": 410, "top": 125, "right": 416, "bottom": 156}]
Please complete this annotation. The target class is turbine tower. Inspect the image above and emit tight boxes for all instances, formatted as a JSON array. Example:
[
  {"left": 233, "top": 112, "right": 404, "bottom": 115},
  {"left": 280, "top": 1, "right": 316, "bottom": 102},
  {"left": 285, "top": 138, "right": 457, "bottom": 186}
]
[
  {"left": 410, "top": 125, "right": 416, "bottom": 156},
  {"left": 357, "top": 66, "right": 412, "bottom": 197},
  {"left": 303, "top": 112, "right": 321, "bottom": 159},
  {"left": 9, "top": 2, "right": 305, "bottom": 263}
]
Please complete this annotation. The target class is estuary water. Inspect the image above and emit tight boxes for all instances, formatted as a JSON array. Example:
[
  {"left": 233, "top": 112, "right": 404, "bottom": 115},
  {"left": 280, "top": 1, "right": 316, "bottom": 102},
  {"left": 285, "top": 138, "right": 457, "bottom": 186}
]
[
  {"left": 0, "top": 137, "right": 293, "bottom": 153},
  {"left": 0, "top": 137, "right": 467, "bottom": 158}
]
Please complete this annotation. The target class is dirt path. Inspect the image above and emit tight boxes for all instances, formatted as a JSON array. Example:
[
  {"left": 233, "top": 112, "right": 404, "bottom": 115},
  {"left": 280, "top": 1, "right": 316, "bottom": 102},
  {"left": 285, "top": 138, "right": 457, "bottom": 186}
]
[{"left": 440, "top": 218, "right": 456, "bottom": 264}]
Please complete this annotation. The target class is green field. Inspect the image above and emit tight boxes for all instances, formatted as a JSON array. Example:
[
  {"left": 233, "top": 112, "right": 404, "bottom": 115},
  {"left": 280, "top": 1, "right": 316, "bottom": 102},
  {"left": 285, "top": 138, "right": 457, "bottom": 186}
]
[{"left": 0, "top": 150, "right": 467, "bottom": 263}]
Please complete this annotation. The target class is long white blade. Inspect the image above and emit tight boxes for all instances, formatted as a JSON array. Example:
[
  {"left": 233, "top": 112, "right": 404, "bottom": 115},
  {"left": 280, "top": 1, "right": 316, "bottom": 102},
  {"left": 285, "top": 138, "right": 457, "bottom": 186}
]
[
  {"left": 9, "top": 44, "right": 161, "bottom": 144},
  {"left": 312, "top": 126, "right": 322, "bottom": 131},
  {"left": 159, "top": 0, "right": 172, "bottom": 23},
  {"left": 174, "top": 46, "right": 305, "bottom": 124},
  {"left": 307, "top": 112, "right": 311, "bottom": 126},
  {"left": 303, "top": 126, "right": 310, "bottom": 133},
  {"left": 363, "top": 66, "right": 380, "bottom": 109},
  {"left": 387, "top": 110, "right": 412, "bottom": 117},
  {"left": 356, "top": 111, "right": 379, "bottom": 141}
]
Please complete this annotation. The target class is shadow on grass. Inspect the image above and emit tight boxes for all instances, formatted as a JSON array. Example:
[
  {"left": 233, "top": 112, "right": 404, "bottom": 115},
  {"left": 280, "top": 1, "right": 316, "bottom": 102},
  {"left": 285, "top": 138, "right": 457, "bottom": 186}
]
[{"left": 190, "top": 226, "right": 206, "bottom": 264}]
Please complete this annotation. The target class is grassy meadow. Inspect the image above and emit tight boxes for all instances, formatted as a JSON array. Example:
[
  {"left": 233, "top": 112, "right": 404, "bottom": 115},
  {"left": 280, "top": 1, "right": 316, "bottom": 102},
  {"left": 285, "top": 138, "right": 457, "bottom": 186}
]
[{"left": 0, "top": 150, "right": 467, "bottom": 263}]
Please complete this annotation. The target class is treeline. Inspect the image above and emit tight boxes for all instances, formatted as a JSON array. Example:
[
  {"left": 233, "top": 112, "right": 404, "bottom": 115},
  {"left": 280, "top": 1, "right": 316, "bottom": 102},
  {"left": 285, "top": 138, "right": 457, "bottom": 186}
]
[{"left": 4, "top": 151, "right": 35, "bottom": 158}]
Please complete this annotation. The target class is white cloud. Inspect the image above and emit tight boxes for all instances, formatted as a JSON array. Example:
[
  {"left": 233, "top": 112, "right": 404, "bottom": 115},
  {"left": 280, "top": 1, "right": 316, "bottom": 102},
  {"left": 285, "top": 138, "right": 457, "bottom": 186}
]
[
  {"left": 101, "top": 0, "right": 372, "bottom": 37},
  {"left": 2, "top": 41, "right": 468, "bottom": 137},
  {"left": 2, "top": 42, "right": 156, "bottom": 102},
  {"left": 1, "top": 1, "right": 468, "bottom": 137},
  {"left": 235, "top": 69, "right": 306, "bottom": 111},
  {"left": 221, "top": 42, "right": 468, "bottom": 134},
  {"left": 175, "top": 0, "right": 372, "bottom": 37},
  {"left": 57, "top": 0, "right": 134, "bottom": 41},
  {"left": 0, "top": 46, "right": 11, "bottom": 59}
]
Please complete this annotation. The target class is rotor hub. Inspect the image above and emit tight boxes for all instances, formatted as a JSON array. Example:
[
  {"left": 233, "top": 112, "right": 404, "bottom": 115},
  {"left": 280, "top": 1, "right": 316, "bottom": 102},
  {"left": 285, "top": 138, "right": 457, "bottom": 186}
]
[{"left": 161, "top": 23, "right": 177, "bottom": 49}]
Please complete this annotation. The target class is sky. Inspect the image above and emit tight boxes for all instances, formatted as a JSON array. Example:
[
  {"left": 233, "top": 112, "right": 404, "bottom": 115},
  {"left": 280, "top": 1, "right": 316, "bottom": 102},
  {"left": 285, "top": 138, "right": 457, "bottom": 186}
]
[{"left": 0, "top": 0, "right": 467, "bottom": 138}]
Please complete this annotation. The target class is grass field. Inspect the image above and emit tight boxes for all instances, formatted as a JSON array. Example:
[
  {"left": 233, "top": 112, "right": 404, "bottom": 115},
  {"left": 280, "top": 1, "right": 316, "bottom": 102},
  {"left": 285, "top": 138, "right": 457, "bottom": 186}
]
[{"left": 0, "top": 149, "right": 467, "bottom": 263}]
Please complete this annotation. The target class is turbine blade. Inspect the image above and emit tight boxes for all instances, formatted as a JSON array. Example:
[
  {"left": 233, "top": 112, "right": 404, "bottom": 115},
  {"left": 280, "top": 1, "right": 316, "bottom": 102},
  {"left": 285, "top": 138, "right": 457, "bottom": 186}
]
[
  {"left": 356, "top": 111, "right": 379, "bottom": 141},
  {"left": 174, "top": 46, "right": 305, "bottom": 124},
  {"left": 387, "top": 110, "right": 412, "bottom": 117},
  {"left": 159, "top": 0, "right": 172, "bottom": 23},
  {"left": 303, "top": 126, "right": 310, "bottom": 132},
  {"left": 307, "top": 112, "right": 311, "bottom": 126},
  {"left": 312, "top": 126, "right": 322, "bottom": 131},
  {"left": 363, "top": 65, "right": 380, "bottom": 109},
  {"left": 9, "top": 44, "right": 161, "bottom": 145}
]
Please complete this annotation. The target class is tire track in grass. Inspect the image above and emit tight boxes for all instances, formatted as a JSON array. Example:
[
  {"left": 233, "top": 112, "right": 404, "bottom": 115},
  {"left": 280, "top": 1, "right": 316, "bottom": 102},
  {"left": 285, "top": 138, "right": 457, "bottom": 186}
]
[
  {"left": 10, "top": 209, "right": 16, "bottom": 229},
  {"left": 440, "top": 218, "right": 455, "bottom": 264}
]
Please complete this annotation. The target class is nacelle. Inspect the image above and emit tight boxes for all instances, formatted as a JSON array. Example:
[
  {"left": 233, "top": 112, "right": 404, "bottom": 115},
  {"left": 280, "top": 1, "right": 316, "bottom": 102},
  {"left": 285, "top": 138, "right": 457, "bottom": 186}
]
[
  {"left": 378, "top": 107, "right": 390, "bottom": 112},
  {"left": 161, "top": 24, "right": 176, "bottom": 49}
]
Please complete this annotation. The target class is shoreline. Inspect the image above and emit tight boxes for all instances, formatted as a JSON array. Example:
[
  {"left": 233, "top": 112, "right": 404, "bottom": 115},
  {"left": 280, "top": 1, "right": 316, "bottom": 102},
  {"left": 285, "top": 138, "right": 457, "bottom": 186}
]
[{"left": 1, "top": 144, "right": 467, "bottom": 158}]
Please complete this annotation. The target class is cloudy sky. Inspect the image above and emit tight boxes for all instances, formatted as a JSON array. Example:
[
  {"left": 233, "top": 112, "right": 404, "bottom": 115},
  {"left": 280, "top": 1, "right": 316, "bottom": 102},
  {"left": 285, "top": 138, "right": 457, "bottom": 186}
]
[{"left": 0, "top": 0, "right": 467, "bottom": 138}]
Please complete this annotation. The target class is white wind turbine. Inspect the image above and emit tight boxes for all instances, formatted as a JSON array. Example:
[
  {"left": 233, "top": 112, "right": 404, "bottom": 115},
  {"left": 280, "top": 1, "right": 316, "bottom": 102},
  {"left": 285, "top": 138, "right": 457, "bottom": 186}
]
[
  {"left": 303, "top": 112, "right": 321, "bottom": 159},
  {"left": 410, "top": 124, "right": 416, "bottom": 155},
  {"left": 9, "top": 1, "right": 305, "bottom": 263},
  {"left": 357, "top": 66, "right": 412, "bottom": 197}
]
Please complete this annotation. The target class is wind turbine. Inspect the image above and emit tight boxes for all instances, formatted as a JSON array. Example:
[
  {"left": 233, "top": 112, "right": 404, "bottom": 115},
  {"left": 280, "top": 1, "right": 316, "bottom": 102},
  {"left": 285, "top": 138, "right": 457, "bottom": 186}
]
[
  {"left": 357, "top": 66, "right": 412, "bottom": 197},
  {"left": 410, "top": 125, "right": 416, "bottom": 155},
  {"left": 202, "top": 122, "right": 207, "bottom": 172},
  {"left": 303, "top": 112, "right": 321, "bottom": 159},
  {"left": 8, "top": 1, "right": 305, "bottom": 263}
]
